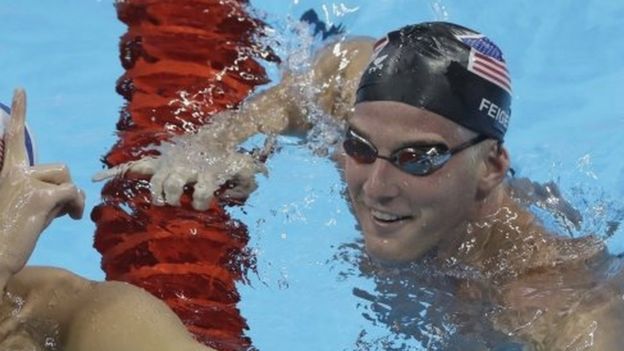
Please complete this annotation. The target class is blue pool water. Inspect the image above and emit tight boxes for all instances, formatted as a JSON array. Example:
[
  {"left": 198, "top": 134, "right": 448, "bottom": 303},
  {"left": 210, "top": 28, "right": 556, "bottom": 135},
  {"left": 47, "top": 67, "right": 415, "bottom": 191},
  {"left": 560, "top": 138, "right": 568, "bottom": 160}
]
[{"left": 2, "top": 1, "right": 624, "bottom": 350}]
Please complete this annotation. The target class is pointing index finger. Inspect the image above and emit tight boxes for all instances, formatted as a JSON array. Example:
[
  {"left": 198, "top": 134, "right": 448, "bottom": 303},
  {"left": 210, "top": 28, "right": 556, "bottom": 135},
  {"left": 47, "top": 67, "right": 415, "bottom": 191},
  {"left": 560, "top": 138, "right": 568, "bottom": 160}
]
[{"left": 3, "top": 89, "right": 29, "bottom": 170}]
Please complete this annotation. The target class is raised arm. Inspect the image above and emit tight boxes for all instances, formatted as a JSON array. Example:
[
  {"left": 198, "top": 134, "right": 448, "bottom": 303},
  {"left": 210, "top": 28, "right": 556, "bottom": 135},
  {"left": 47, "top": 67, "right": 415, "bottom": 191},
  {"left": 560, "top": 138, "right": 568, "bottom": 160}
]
[
  {"left": 97, "top": 37, "right": 375, "bottom": 210},
  {"left": 193, "top": 36, "right": 376, "bottom": 141}
]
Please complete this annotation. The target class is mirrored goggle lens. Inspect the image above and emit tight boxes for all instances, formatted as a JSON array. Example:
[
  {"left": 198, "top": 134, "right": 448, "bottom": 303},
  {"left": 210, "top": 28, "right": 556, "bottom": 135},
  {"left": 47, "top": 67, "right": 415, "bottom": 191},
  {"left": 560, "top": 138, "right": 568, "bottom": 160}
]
[
  {"left": 343, "top": 130, "right": 451, "bottom": 175},
  {"left": 394, "top": 153, "right": 432, "bottom": 175},
  {"left": 396, "top": 155, "right": 447, "bottom": 175},
  {"left": 343, "top": 137, "right": 377, "bottom": 164},
  {"left": 393, "top": 147, "right": 448, "bottom": 175}
]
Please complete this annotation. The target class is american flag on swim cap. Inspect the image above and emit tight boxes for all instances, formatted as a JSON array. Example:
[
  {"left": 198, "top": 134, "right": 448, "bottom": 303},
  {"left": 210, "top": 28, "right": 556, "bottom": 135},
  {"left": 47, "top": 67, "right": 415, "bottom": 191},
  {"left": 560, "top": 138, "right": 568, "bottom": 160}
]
[
  {"left": 370, "top": 35, "right": 389, "bottom": 61},
  {"left": 456, "top": 34, "right": 512, "bottom": 94},
  {"left": 373, "top": 35, "right": 389, "bottom": 53}
]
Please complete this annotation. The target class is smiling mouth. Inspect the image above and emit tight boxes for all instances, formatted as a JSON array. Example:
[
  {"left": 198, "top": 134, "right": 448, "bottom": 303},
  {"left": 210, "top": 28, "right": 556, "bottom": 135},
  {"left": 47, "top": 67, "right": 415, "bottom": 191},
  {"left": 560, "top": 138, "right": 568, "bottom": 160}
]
[{"left": 370, "top": 209, "right": 412, "bottom": 223}]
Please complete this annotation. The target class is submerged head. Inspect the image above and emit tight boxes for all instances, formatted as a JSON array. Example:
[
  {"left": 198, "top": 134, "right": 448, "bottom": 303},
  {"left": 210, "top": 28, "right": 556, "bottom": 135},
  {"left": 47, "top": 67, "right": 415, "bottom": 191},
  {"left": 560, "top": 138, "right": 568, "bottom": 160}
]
[{"left": 343, "top": 22, "right": 512, "bottom": 263}]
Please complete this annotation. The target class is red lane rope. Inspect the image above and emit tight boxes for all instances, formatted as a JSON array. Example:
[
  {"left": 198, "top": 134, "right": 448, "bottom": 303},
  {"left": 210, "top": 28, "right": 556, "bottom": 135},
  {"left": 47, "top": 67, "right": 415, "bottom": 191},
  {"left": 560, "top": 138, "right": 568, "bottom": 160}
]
[{"left": 92, "top": 1, "right": 277, "bottom": 349}]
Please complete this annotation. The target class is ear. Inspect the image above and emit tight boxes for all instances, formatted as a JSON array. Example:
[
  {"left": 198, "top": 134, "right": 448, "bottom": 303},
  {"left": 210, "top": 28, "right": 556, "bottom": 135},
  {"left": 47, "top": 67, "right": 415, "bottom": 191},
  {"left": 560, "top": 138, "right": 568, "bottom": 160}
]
[{"left": 476, "top": 143, "right": 510, "bottom": 198}]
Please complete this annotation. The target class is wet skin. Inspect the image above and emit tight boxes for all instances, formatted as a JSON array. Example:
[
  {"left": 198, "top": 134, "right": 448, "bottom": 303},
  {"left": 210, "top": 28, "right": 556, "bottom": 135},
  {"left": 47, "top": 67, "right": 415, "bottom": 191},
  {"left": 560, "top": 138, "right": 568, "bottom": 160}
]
[
  {"left": 344, "top": 100, "right": 483, "bottom": 263},
  {"left": 341, "top": 101, "right": 624, "bottom": 350},
  {"left": 0, "top": 90, "right": 213, "bottom": 351},
  {"left": 38, "top": 35, "right": 624, "bottom": 349}
]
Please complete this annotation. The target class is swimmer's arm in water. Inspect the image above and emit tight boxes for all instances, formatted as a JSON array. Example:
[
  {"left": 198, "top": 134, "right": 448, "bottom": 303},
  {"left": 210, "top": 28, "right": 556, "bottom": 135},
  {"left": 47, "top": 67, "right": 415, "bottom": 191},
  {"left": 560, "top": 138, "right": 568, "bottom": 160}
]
[
  {"left": 502, "top": 282, "right": 624, "bottom": 350},
  {"left": 4, "top": 267, "right": 213, "bottom": 351},
  {"left": 96, "top": 38, "right": 375, "bottom": 210},
  {"left": 550, "top": 285, "right": 624, "bottom": 350},
  {"left": 500, "top": 248, "right": 622, "bottom": 350},
  {"left": 205, "top": 36, "right": 375, "bottom": 137}
]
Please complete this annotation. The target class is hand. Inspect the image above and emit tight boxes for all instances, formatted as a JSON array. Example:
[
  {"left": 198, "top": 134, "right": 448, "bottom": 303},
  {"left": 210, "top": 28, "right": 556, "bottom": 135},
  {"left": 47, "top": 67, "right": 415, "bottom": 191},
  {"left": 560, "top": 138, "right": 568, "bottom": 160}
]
[
  {"left": 93, "top": 120, "right": 274, "bottom": 211},
  {"left": 0, "top": 89, "right": 85, "bottom": 291},
  {"left": 147, "top": 135, "right": 271, "bottom": 211}
]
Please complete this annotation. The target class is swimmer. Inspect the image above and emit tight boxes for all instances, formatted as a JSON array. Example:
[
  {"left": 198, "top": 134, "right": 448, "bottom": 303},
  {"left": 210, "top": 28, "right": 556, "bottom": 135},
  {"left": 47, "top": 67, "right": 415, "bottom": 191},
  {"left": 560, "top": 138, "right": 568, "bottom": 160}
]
[
  {"left": 0, "top": 90, "right": 214, "bottom": 351},
  {"left": 107, "top": 22, "right": 624, "bottom": 349}
]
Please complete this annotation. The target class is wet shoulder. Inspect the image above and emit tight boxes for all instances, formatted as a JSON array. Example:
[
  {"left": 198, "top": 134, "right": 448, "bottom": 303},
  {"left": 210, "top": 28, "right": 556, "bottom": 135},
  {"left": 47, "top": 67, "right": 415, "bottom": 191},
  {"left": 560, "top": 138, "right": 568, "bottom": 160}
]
[
  {"left": 7, "top": 266, "right": 94, "bottom": 297},
  {"left": 496, "top": 251, "right": 624, "bottom": 350},
  {"left": 533, "top": 234, "right": 606, "bottom": 271},
  {"left": 490, "top": 205, "right": 620, "bottom": 348},
  {"left": 482, "top": 197, "right": 606, "bottom": 279}
]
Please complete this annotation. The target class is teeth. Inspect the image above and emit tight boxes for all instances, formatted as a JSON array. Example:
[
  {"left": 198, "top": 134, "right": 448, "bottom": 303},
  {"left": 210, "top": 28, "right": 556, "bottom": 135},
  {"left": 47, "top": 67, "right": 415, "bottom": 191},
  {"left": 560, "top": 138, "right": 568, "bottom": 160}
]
[{"left": 371, "top": 209, "right": 404, "bottom": 222}]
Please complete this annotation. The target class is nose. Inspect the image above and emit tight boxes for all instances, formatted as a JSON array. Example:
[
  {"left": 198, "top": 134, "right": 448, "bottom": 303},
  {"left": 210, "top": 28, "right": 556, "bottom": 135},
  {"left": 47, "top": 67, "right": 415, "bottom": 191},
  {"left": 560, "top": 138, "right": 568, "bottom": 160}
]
[{"left": 362, "top": 158, "right": 401, "bottom": 201}]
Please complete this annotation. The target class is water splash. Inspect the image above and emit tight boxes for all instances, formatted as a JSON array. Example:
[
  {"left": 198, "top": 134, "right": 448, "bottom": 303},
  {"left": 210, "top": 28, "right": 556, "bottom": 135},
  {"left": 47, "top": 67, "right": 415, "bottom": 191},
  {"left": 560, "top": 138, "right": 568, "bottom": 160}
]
[{"left": 430, "top": 0, "right": 450, "bottom": 21}]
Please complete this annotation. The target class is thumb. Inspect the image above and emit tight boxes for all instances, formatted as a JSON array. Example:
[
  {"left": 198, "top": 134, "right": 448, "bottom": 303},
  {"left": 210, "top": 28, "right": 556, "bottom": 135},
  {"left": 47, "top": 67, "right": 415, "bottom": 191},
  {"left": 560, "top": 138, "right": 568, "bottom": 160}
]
[{"left": 2, "top": 89, "right": 29, "bottom": 172}]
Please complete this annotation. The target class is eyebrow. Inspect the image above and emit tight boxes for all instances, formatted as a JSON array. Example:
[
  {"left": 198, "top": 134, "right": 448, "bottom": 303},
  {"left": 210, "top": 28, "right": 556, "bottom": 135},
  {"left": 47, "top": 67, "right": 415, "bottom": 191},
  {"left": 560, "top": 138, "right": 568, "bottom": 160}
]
[{"left": 347, "top": 124, "right": 448, "bottom": 150}]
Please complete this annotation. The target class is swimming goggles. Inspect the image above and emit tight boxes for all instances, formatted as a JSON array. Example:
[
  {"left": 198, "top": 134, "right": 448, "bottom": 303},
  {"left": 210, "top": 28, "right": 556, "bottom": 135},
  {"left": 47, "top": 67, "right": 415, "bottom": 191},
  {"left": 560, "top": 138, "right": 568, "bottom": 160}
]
[{"left": 343, "top": 127, "right": 488, "bottom": 176}]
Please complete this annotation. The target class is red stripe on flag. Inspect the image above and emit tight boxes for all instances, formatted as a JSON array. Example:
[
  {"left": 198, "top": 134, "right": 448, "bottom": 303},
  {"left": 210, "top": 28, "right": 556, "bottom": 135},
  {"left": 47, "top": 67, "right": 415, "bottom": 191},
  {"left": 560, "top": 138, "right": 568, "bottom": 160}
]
[
  {"left": 474, "top": 51, "right": 508, "bottom": 72},
  {"left": 373, "top": 37, "right": 388, "bottom": 52},
  {"left": 473, "top": 65, "right": 512, "bottom": 92},
  {"left": 474, "top": 62, "right": 511, "bottom": 90},
  {"left": 474, "top": 58, "right": 510, "bottom": 82}
]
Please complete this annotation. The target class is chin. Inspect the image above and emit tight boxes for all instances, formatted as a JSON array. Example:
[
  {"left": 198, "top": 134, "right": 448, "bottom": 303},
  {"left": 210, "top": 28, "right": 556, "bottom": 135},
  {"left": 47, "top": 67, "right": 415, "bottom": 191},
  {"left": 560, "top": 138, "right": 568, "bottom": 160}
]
[{"left": 363, "top": 235, "right": 429, "bottom": 265}]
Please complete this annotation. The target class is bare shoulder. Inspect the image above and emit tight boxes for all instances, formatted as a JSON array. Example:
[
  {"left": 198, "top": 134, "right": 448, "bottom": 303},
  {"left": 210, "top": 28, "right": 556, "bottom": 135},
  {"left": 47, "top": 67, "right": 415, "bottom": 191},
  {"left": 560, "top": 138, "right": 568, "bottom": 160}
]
[
  {"left": 496, "top": 241, "right": 622, "bottom": 349},
  {"left": 7, "top": 266, "right": 94, "bottom": 301},
  {"left": 5, "top": 267, "right": 211, "bottom": 351},
  {"left": 66, "top": 279, "right": 213, "bottom": 351},
  {"left": 492, "top": 190, "right": 605, "bottom": 274},
  {"left": 1, "top": 267, "right": 94, "bottom": 350},
  {"left": 551, "top": 257, "right": 624, "bottom": 350}
]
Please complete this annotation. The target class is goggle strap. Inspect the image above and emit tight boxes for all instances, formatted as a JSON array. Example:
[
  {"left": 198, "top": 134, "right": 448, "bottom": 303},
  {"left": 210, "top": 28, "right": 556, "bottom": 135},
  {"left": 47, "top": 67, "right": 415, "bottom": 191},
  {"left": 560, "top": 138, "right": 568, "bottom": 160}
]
[{"left": 448, "top": 135, "right": 489, "bottom": 155}]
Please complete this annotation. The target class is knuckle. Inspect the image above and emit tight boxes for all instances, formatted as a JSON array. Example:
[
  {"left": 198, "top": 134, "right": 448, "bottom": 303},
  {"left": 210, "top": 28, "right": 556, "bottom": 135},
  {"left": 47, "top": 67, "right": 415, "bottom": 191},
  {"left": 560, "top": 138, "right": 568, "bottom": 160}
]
[
  {"left": 166, "top": 174, "right": 185, "bottom": 188},
  {"left": 58, "top": 164, "right": 70, "bottom": 175},
  {"left": 164, "top": 182, "right": 184, "bottom": 196},
  {"left": 193, "top": 186, "right": 214, "bottom": 201}
]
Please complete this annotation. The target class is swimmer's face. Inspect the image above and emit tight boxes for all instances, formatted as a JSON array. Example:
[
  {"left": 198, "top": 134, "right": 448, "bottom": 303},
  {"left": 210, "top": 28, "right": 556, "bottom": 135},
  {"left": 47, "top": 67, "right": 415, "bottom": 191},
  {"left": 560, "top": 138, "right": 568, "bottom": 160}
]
[{"left": 344, "top": 101, "right": 481, "bottom": 263}]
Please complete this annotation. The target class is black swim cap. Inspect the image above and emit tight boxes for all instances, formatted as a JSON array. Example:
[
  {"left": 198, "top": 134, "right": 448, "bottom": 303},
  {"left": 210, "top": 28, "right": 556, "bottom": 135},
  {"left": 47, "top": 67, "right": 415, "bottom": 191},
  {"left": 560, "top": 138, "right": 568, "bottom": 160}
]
[{"left": 356, "top": 22, "right": 512, "bottom": 141}]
